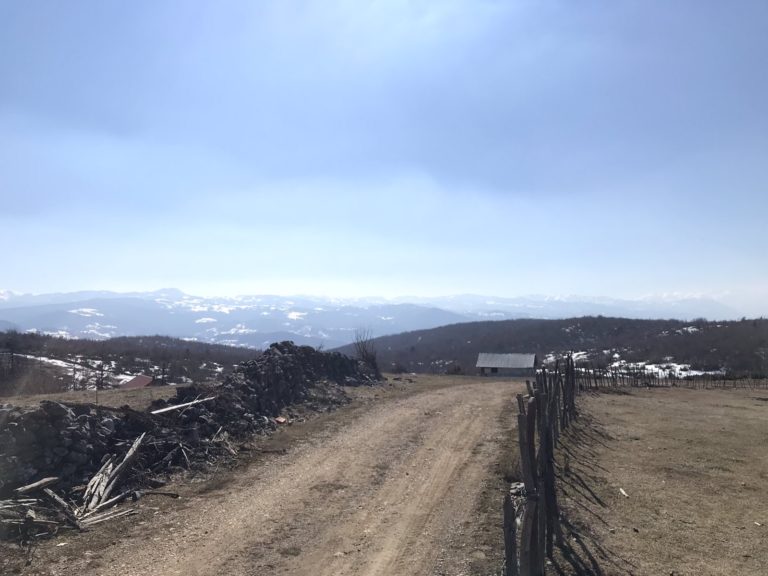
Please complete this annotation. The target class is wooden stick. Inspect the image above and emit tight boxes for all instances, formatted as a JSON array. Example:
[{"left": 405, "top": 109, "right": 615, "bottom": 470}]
[
  {"left": 100, "top": 433, "right": 146, "bottom": 505},
  {"left": 83, "top": 457, "right": 114, "bottom": 511},
  {"left": 14, "top": 477, "right": 59, "bottom": 495},
  {"left": 42, "top": 488, "right": 83, "bottom": 531},
  {"left": 150, "top": 396, "right": 216, "bottom": 415},
  {"left": 82, "top": 490, "right": 132, "bottom": 517},
  {"left": 503, "top": 492, "right": 519, "bottom": 576},
  {"left": 80, "top": 508, "right": 137, "bottom": 527}
]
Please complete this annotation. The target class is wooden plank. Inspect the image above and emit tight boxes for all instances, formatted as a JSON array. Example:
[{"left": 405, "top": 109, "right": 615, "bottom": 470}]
[
  {"left": 526, "top": 397, "right": 537, "bottom": 480},
  {"left": 519, "top": 499, "right": 537, "bottom": 576},
  {"left": 101, "top": 433, "right": 146, "bottom": 505},
  {"left": 14, "top": 477, "right": 59, "bottom": 495},
  {"left": 42, "top": 488, "right": 83, "bottom": 531},
  {"left": 503, "top": 493, "right": 519, "bottom": 576},
  {"left": 80, "top": 508, "right": 137, "bottom": 527},
  {"left": 84, "top": 456, "right": 114, "bottom": 511},
  {"left": 517, "top": 413, "right": 535, "bottom": 492}
]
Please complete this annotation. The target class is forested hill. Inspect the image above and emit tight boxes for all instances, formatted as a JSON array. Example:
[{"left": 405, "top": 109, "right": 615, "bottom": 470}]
[
  {"left": 337, "top": 317, "right": 768, "bottom": 376},
  {"left": 0, "top": 332, "right": 260, "bottom": 396}
]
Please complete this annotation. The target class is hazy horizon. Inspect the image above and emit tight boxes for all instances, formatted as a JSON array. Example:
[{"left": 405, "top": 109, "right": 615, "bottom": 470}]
[
  {"left": 2, "top": 2, "right": 766, "bottom": 316},
  {"left": 0, "top": 285, "right": 755, "bottom": 320}
]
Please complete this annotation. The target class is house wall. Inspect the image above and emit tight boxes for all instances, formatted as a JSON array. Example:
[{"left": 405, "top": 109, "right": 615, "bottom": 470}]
[{"left": 478, "top": 367, "right": 535, "bottom": 377}]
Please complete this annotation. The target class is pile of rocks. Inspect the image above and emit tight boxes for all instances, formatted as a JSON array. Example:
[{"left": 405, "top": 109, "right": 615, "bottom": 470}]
[
  {"left": 146, "top": 341, "right": 375, "bottom": 443},
  {"left": 0, "top": 341, "right": 376, "bottom": 501},
  {"left": 0, "top": 401, "right": 151, "bottom": 497}
]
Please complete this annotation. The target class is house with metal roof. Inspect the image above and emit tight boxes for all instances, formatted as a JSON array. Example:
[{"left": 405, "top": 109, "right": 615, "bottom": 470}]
[{"left": 476, "top": 353, "right": 537, "bottom": 376}]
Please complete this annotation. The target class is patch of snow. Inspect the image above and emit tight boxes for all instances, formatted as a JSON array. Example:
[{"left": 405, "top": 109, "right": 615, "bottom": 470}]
[
  {"left": 608, "top": 359, "right": 725, "bottom": 379},
  {"left": 195, "top": 317, "right": 217, "bottom": 324},
  {"left": 287, "top": 311, "right": 307, "bottom": 321},
  {"left": 212, "top": 304, "right": 236, "bottom": 314},
  {"left": 42, "top": 330, "right": 73, "bottom": 339},
  {"left": 221, "top": 323, "right": 258, "bottom": 335},
  {"left": 676, "top": 326, "right": 700, "bottom": 335},
  {"left": 19, "top": 354, "right": 72, "bottom": 370},
  {"left": 68, "top": 308, "right": 104, "bottom": 317}
]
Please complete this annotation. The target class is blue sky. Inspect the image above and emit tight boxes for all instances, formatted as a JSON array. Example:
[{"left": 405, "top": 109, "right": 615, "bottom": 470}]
[{"left": 1, "top": 1, "right": 766, "bottom": 315}]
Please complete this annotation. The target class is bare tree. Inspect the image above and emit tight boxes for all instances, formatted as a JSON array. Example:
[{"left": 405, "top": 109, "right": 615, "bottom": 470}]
[{"left": 354, "top": 328, "right": 381, "bottom": 378}]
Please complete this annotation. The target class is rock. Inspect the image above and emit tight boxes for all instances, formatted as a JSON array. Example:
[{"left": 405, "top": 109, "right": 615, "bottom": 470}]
[
  {"left": 40, "top": 401, "right": 75, "bottom": 421},
  {"left": 66, "top": 451, "right": 89, "bottom": 465}
]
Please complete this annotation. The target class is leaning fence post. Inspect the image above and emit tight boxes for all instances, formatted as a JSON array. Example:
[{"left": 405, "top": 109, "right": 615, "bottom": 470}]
[{"left": 504, "top": 492, "right": 519, "bottom": 576}]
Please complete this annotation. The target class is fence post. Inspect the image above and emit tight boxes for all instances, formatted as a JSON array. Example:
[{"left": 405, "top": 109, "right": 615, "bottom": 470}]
[{"left": 504, "top": 492, "right": 519, "bottom": 576}]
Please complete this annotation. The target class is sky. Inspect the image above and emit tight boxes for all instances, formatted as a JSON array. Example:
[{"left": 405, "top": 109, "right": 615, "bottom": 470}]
[{"left": 1, "top": 1, "right": 766, "bottom": 315}]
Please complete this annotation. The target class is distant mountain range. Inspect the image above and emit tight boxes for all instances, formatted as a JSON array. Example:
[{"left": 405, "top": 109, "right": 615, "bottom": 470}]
[{"left": 0, "top": 289, "right": 742, "bottom": 348}]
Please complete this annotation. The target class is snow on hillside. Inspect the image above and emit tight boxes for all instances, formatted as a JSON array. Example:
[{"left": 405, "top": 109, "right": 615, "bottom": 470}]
[
  {"left": 18, "top": 354, "right": 137, "bottom": 388},
  {"left": 68, "top": 308, "right": 104, "bottom": 317}
]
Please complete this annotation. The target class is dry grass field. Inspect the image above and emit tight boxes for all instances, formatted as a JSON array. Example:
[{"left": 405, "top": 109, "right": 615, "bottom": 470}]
[
  {"left": 2, "top": 385, "right": 182, "bottom": 411},
  {"left": 556, "top": 387, "right": 768, "bottom": 576}
]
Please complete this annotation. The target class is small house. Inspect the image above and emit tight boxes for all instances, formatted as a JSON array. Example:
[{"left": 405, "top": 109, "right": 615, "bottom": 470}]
[{"left": 476, "top": 353, "right": 537, "bottom": 377}]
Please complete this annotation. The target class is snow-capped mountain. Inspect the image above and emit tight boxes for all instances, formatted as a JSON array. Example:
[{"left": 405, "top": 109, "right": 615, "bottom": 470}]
[{"left": 0, "top": 289, "right": 741, "bottom": 348}]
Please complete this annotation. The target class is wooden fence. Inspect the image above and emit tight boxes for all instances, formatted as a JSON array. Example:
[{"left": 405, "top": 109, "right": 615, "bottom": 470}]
[
  {"left": 502, "top": 358, "right": 768, "bottom": 575},
  {"left": 504, "top": 357, "right": 577, "bottom": 576},
  {"left": 572, "top": 366, "right": 768, "bottom": 390}
]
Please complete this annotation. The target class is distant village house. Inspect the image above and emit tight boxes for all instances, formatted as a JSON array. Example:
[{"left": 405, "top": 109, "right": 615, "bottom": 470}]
[{"left": 476, "top": 353, "right": 537, "bottom": 377}]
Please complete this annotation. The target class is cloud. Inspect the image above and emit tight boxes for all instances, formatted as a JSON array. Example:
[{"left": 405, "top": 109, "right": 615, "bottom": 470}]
[{"left": 0, "top": 1, "right": 765, "bottom": 307}]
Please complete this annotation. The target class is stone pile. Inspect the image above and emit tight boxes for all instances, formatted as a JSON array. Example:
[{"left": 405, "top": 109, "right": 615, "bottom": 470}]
[
  {"left": 0, "top": 401, "right": 151, "bottom": 497},
  {"left": 0, "top": 342, "right": 377, "bottom": 502}
]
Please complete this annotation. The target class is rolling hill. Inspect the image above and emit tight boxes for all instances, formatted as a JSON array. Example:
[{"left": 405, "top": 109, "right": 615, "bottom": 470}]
[{"left": 338, "top": 316, "right": 768, "bottom": 376}]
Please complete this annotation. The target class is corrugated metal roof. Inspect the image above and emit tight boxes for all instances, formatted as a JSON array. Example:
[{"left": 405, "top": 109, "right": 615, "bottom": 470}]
[{"left": 476, "top": 353, "right": 536, "bottom": 369}]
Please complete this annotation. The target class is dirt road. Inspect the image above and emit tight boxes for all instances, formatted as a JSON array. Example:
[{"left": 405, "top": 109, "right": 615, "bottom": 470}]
[{"left": 27, "top": 378, "right": 518, "bottom": 576}]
